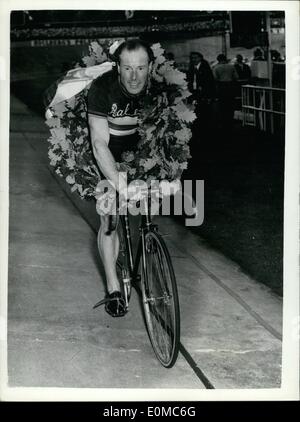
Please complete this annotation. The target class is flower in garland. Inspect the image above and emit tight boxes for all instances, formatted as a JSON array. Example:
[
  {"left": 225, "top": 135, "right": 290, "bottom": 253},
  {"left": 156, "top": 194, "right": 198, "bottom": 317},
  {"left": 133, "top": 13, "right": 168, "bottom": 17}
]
[
  {"left": 48, "top": 149, "right": 61, "bottom": 166},
  {"left": 122, "top": 151, "right": 135, "bottom": 163},
  {"left": 174, "top": 127, "right": 192, "bottom": 144},
  {"left": 172, "top": 101, "right": 196, "bottom": 123},
  {"left": 45, "top": 40, "right": 196, "bottom": 201},
  {"left": 151, "top": 43, "right": 165, "bottom": 59},
  {"left": 66, "top": 175, "right": 76, "bottom": 185},
  {"left": 83, "top": 42, "right": 108, "bottom": 66}
]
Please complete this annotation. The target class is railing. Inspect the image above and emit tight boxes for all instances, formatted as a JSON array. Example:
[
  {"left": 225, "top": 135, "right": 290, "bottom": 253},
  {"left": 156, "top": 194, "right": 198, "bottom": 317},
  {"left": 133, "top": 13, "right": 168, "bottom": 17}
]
[{"left": 241, "top": 84, "right": 285, "bottom": 134}]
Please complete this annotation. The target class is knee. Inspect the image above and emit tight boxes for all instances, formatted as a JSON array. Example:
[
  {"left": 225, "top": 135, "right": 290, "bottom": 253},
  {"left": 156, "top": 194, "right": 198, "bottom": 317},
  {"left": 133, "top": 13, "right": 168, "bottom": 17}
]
[
  {"left": 99, "top": 215, "right": 117, "bottom": 239},
  {"left": 99, "top": 215, "right": 109, "bottom": 235}
]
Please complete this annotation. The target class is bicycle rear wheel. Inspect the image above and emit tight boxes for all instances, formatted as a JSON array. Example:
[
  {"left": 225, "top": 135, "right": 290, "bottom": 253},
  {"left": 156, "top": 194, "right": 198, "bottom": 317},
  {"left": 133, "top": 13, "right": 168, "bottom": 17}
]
[
  {"left": 116, "top": 215, "right": 132, "bottom": 307},
  {"left": 141, "top": 230, "right": 180, "bottom": 368}
]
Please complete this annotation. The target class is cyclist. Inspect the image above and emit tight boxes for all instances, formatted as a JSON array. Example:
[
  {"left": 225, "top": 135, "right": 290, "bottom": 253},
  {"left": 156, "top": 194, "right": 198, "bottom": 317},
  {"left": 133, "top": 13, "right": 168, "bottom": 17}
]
[{"left": 87, "top": 39, "right": 154, "bottom": 317}]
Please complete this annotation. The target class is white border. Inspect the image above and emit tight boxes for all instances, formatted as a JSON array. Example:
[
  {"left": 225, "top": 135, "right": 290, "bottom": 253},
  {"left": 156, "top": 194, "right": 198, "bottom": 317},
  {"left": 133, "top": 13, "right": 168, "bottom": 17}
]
[
  {"left": 281, "top": 0, "right": 299, "bottom": 397},
  {"left": 0, "top": 0, "right": 299, "bottom": 402}
]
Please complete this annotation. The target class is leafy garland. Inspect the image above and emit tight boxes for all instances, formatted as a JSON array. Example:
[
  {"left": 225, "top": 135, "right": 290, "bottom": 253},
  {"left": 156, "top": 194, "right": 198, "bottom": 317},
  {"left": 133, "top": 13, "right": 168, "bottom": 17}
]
[{"left": 45, "top": 41, "right": 196, "bottom": 200}]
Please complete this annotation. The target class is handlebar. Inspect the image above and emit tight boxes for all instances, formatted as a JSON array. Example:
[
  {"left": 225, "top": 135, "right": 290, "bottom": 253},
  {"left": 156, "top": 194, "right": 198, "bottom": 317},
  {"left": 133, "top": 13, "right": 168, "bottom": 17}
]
[{"left": 98, "top": 180, "right": 197, "bottom": 235}]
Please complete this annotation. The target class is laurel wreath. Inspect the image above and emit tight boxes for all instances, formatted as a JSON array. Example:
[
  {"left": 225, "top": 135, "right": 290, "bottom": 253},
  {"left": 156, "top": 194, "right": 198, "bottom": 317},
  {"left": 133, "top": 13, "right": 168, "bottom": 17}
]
[{"left": 45, "top": 40, "right": 196, "bottom": 200}]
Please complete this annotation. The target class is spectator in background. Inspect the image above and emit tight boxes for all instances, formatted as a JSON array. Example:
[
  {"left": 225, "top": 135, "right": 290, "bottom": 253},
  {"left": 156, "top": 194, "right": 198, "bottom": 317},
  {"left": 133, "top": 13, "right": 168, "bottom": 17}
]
[
  {"left": 186, "top": 52, "right": 215, "bottom": 137},
  {"left": 166, "top": 52, "right": 174, "bottom": 61},
  {"left": 166, "top": 52, "right": 177, "bottom": 67},
  {"left": 234, "top": 54, "right": 251, "bottom": 83},
  {"left": 271, "top": 50, "right": 283, "bottom": 62},
  {"left": 271, "top": 50, "right": 285, "bottom": 88},
  {"left": 252, "top": 48, "right": 265, "bottom": 61},
  {"left": 213, "top": 53, "right": 239, "bottom": 132},
  {"left": 250, "top": 48, "right": 268, "bottom": 84},
  {"left": 187, "top": 51, "right": 215, "bottom": 103},
  {"left": 186, "top": 52, "right": 216, "bottom": 155},
  {"left": 234, "top": 54, "right": 251, "bottom": 110}
]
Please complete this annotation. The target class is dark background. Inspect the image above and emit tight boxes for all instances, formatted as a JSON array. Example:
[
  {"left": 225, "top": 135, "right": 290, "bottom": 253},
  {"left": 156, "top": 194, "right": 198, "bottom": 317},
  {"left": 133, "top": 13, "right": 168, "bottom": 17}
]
[{"left": 10, "top": 10, "right": 285, "bottom": 295}]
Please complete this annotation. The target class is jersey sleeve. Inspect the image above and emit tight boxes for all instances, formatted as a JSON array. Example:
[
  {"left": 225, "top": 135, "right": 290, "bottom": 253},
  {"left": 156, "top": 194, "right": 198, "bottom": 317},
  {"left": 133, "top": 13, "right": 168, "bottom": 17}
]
[{"left": 87, "top": 77, "right": 109, "bottom": 118}]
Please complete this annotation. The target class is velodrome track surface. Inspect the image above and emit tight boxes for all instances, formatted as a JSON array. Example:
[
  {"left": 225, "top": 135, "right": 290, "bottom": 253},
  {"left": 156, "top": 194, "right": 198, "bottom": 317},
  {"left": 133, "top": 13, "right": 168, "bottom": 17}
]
[{"left": 6, "top": 95, "right": 282, "bottom": 395}]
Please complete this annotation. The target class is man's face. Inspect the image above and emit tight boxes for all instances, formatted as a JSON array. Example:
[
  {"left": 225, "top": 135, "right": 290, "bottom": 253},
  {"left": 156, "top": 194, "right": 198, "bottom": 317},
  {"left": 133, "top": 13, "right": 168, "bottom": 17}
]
[
  {"left": 190, "top": 54, "right": 201, "bottom": 66},
  {"left": 118, "top": 47, "right": 151, "bottom": 95}
]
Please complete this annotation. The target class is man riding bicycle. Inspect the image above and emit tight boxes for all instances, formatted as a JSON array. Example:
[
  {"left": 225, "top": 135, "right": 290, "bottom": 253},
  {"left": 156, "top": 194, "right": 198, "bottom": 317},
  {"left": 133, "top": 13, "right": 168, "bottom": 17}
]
[{"left": 87, "top": 39, "right": 154, "bottom": 318}]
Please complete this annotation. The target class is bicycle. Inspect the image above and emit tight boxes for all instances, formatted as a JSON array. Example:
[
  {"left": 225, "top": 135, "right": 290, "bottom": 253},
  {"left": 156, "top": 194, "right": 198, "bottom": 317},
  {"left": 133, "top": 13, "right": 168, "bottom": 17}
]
[{"left": 93, "top": 186, "right": 181, "bottom": 368}]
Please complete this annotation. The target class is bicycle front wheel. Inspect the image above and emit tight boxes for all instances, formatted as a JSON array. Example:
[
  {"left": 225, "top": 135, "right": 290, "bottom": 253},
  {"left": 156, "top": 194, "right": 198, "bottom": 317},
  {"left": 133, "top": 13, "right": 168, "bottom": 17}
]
[{"left": 141, "top": 230, "right": 180, "bottom": 368}]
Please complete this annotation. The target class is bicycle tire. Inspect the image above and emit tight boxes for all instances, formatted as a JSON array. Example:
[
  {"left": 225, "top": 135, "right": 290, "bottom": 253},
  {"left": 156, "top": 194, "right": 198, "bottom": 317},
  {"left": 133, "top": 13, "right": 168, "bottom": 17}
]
[
  {"left": 116, "top": 215, "right": 132, "bottom": 307},
  {"left": 141, "top": 229, "right": 180, "bottom": 368}
]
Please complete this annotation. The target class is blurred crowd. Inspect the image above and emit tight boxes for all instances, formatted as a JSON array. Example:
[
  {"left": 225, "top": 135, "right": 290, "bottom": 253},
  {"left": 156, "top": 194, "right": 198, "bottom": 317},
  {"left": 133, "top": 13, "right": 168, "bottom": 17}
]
[
  {"left": 11, "top": 19, "right": 226, "bottom": 41},
  {"left": 180, "top": 47, "right": 285, "bottom": 137}
]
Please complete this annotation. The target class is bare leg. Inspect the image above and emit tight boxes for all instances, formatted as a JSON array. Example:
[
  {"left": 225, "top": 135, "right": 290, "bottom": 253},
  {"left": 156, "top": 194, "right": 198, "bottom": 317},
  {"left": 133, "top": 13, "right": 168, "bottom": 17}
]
[{"left": 98, "top": 214, "right": 120, "bottom": 294}]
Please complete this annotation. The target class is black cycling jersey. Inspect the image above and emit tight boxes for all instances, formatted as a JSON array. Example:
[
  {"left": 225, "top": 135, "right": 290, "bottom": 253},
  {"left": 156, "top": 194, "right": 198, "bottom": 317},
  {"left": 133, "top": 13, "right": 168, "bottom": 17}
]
[{"left": 87, "top": 69, "right": 146, "bottom": 161}]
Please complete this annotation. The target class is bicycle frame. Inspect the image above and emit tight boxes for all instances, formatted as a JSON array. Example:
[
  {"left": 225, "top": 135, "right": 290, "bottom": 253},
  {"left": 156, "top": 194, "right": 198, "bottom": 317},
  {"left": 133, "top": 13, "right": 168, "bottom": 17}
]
[{"left": 115, "top": 189, "right": 181, "bottom": 367}]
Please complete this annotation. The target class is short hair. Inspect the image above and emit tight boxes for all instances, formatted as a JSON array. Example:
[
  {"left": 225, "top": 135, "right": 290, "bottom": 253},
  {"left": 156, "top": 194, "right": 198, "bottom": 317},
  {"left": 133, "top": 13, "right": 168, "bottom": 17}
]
[
  {"left": 166, "top": 52, "right": 174, "bottom": 60},
  {"left": 113, "top": 39, "right": 154, "bottom": 64},
  {"left": 254, "top": 48, "right": 263, "bottom": 57},
  {"left": 190, "top": 51, "right": 203, "bottom": 59},
  {"left": 217, "top": 54, "right": 227, "bottom": 62}
]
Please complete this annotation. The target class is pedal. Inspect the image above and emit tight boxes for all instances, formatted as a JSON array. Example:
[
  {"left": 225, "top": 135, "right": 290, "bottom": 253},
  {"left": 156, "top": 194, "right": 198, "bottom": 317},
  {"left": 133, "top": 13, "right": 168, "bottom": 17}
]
[{"left": 93, "top": 297, "right": 110, "bottom": 309}]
